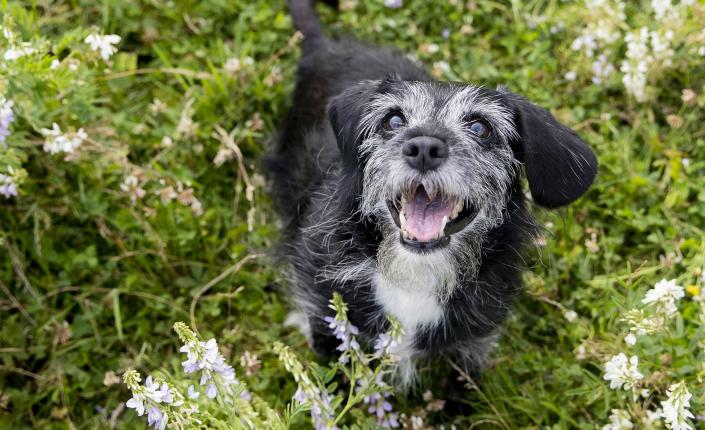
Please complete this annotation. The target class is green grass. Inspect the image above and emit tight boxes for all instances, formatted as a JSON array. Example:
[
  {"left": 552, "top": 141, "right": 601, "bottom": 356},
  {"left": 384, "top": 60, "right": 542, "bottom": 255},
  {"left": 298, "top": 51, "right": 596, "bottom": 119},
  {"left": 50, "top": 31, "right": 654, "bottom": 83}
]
[{"left": 1, "top": 0, "right": 705, "bottom": 428}]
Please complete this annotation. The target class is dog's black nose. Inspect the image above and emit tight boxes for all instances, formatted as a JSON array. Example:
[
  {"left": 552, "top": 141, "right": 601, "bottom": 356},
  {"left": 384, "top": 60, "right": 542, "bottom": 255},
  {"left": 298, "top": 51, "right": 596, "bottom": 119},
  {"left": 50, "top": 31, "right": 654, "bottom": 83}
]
[{"left": 402, "top": 136, "right": 448, "bottom": 172}]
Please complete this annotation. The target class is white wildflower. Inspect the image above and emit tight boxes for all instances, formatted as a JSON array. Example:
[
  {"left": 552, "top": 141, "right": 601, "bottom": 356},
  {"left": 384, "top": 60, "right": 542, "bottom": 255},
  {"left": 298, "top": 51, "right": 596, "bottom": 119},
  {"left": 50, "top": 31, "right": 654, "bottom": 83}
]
[
  {"left": 602, "top": 409, "right": 634, "bottom": 430},
  {"left": 571, "top": 34, "right": 598, "bottom": 57},
  {"left": 3, "top": 43, "right": 36, "bottom": 61},
  {"left": 642, "top": 279, "right": 684, "bottom": 317},
  {"left": 564, "top": 310, "right": 578, "bottom": 322},
  {"left": 50, "top": 59, "right": 60, "bottom": 69},
  {"left": 661, "top": 381, "right": 694, "bottom": 430},
  {"left": 624, "top": 333, "right": 637, "bottom": 346},
  {"left": 604, "top": 353, "right": 643, "bottom": 390},
  {"left": 84, "top": 32, "right": 121, "bottom": 60},
  {"left": 621, "top": 27, "right": 652, "bottom": 101},
  {"left": 120, "top": 175, "right": 146, "bottom": 202},
  {"left": 591, "top": 54, "right": 615, "bottom": 84},
  {"left": 148, "top": 98, "right": 168, "bottom": 114},
  {"left": 644, "top": 408, "right": 662, "bottom": 429},
  {"left": 564, "top": 71, "right": 577, "bottom": 81},
  {"left": 224, "top": 57, "right": 242, "bottom": 75},
  {"left": 41, "top": 123, "right": 87, "bottom": 154}
]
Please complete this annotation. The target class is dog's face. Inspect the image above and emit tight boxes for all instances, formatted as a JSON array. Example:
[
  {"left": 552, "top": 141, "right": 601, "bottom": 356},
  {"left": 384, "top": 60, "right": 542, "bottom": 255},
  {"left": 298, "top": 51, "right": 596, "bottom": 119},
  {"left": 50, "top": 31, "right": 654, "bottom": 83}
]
[{"left": 328, "top": 79, "right": 597, "bottom": 256}]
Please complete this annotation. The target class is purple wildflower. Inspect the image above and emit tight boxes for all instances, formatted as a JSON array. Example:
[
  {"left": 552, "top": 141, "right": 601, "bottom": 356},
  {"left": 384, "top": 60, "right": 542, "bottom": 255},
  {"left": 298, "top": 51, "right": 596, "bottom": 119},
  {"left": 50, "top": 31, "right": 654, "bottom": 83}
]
[
  {"left": 0, "top": 98, "right": 14, "bottom": 148},
  {"left": 0, "top": 174, "right": 17, "bottom": 198}
]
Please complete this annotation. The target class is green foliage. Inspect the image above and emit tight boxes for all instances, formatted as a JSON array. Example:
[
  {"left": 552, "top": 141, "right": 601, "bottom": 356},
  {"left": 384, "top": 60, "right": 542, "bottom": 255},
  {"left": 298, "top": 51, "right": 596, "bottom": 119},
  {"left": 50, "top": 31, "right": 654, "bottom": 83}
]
[{"left": 0, "top": 0, "right": 704, "bottom": 428}]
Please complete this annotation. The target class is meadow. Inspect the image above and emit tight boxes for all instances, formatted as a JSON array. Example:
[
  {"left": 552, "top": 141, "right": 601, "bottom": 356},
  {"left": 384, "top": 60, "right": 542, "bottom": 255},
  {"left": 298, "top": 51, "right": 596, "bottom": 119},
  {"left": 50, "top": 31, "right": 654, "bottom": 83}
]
[{"left": 1, "top": 0, "right": 705, "bottom": 428}]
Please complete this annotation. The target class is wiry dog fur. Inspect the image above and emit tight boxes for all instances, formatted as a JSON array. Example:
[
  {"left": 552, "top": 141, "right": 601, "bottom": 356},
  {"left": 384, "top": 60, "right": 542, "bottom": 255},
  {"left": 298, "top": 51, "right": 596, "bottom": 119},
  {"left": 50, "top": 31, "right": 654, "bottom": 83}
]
[{"left": 266, "top": 0, "right": 598, "bottom": 386}]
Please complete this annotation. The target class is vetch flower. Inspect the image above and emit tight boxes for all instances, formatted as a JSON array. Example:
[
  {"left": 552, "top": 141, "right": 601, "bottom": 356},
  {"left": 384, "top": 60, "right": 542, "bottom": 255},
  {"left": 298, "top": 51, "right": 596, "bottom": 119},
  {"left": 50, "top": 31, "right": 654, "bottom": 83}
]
[
  {"left": 0, "top": 97, "right": 14, "bottom": 147},
  {"left": 0, "top": 173, "right": 18, "bottom": 198},
  {"left": 384, "top": 0, "right": 403, "bottom": 8},
  {"left": 374, "top": 332, "right": 400, "bottom": 358},
  {"left": 604, "top": 353, "right": 643, "bottom": 390},
  {"left": 660, "top": 381, "right": 694, "bottom": 430},
  {"left": 84, "top": 32, "right": 121, "bottom": 60},
  {"left": 324, "top": 315, "right": 360, "bottom": 363},
  {"left": 187, "top": 385, "right": 199, "bottom": 399},
  {"left": 41, "top": 123, "right": 87, "bottom": 154},
  {"left": 126, "top": 393, "right": 146, "bottom": 416},
  {"left": 146, "top": 406, "right": 168, "bottom": 430},
  {"left": 642, "top": 278, "right": 684, "bottom": 317}
]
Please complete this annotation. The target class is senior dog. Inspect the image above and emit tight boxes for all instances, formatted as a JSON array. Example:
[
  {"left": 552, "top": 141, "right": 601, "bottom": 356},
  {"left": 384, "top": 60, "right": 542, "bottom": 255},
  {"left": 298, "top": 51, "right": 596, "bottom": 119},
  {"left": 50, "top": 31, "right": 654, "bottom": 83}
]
[{"left": 266, "top": 0, "right": 597, "bottom": 385}]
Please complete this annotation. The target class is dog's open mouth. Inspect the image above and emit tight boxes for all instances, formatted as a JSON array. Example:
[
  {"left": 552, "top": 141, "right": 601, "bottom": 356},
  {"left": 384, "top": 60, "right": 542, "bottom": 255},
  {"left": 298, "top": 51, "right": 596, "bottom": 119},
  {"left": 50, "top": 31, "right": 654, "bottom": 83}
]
[{"left": 386, "top": 185, "right": 477, "bottom": 251}]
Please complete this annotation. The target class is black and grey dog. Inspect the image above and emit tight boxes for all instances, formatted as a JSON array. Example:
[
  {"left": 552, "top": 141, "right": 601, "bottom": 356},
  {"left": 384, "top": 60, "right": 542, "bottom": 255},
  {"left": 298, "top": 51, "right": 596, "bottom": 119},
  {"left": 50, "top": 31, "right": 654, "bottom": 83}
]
[{"left": 267, "top": 0, "right": 597, "bottom": 385}]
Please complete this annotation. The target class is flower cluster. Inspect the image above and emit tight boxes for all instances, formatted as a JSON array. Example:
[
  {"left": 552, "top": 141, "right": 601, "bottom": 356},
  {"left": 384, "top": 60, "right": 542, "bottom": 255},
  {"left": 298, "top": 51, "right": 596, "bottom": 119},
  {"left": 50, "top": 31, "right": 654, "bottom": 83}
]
[
  {"left": 275, "top": 342, "right": 338, "bottom": 430},
  {"left": 359, "top": 372, "right": 399, "bottom": 428},
  {"left": 600, "top": 277, "right": 696, "bottom": 429},
  {"left": 325, "top": 294, "right": 361, "bottom": 364},
  {"left": 174, "top": 322, "right": 247, "bottom": 401},
  {"left": 40, "top": 123, "right": 87, "bottom": 155},
  {"left": 566, "top": 0, "right": 696, "bottom": 101},
  {"left": 661, "top": 381, "right": 694, "bottom": 430},
  {"left": 274, "top": 294, "right": 404, "bottom": 429}
]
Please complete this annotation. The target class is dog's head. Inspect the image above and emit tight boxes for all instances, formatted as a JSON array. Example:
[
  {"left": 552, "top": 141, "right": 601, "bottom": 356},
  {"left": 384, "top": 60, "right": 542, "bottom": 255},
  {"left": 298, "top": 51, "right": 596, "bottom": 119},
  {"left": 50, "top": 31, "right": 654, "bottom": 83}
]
[{"left": 328, "top": 79, "right": 597, "bottom": 254}]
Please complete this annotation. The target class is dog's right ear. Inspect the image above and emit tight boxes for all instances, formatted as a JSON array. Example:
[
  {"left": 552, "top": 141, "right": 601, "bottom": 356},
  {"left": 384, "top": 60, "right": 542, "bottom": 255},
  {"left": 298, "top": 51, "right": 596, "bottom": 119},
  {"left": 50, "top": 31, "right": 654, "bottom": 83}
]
[{"left": 327, "top": 81, "right": 378, "bottom": 162}]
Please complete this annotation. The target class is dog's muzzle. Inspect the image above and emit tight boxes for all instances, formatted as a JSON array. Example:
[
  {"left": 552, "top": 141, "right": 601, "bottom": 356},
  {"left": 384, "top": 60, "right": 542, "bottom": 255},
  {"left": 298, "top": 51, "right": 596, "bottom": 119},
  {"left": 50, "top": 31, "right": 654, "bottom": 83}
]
[{"left": 386, "top": 185, "right": 477, "bottom": 251}]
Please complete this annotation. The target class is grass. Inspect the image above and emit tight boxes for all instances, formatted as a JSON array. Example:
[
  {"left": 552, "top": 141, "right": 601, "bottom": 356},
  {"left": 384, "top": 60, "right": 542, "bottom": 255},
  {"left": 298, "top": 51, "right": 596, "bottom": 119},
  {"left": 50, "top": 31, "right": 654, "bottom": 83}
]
[{"left": 1, "top": 0, "right": 705, "bottom": 428}]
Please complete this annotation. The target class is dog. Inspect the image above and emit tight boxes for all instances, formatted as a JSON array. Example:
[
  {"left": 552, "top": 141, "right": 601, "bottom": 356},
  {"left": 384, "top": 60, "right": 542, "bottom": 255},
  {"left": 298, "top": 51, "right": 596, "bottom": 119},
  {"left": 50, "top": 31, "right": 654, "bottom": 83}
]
[{"left": 266, "top": 0, "right": 597, "bottom": 386}]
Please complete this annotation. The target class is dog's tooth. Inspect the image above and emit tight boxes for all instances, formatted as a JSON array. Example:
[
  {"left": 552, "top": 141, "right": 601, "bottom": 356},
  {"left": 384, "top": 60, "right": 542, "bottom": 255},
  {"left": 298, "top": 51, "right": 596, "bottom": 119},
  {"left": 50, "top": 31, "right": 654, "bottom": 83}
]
[
  {"left": 440, "top": 215, "right": 449, "bottom": 237},
  {"left": 400, "top": 212, "right": 406, "bottom": 229},
  {"left": 451, "top": 200, "right": 463, "bottom": 219},
  {"left": 450, "top": 204, "right": 460, "bottom": 220},
  {"left": 427, "top": 187, "right": 436, "bottom": 203}
]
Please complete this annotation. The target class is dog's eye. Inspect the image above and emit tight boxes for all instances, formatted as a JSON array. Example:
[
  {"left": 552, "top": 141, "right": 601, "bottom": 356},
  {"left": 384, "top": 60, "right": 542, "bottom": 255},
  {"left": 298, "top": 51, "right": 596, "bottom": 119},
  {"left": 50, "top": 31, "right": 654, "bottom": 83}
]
[
  {"left": 467, "top": 119, "right": 492, "bottom": 139},
  {"left": 383, "top": 113, "right": 406, "bottom": 131}
]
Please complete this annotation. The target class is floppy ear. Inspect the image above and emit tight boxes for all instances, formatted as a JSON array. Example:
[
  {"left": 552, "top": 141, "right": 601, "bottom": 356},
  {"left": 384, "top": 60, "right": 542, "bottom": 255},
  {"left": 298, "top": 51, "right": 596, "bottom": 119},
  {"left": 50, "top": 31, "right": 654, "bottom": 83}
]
[
  {"left": 505, "top": 92, "right": 598, "bottom": 208},
  {"left": 327, "top": 81, "right": 379, "bottom": 163}
]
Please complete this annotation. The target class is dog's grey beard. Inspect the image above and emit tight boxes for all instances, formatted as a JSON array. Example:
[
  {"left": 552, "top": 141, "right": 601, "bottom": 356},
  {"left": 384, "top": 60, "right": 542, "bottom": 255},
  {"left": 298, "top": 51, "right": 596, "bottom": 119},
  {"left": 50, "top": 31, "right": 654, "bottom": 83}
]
[{"left": 358, "top": 130, "right": 518, "bottom": 295}]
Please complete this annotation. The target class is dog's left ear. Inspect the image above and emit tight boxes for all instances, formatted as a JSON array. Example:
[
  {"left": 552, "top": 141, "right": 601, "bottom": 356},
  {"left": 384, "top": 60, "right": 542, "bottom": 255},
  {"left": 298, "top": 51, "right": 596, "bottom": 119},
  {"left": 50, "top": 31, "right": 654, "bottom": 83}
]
[
  {"left": 503, "top": 90, "right": 598, "bottom": 208},
  {"left": 327, "top": 81, "right": 379, "bottom": 162}
]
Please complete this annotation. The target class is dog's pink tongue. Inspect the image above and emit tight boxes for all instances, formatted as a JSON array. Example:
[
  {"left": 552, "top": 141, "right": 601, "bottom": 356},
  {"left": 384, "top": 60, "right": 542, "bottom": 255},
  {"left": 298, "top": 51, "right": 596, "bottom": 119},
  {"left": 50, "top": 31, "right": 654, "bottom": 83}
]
[{"left": 404, "top": 188, "right": 452, "bottom": 242}]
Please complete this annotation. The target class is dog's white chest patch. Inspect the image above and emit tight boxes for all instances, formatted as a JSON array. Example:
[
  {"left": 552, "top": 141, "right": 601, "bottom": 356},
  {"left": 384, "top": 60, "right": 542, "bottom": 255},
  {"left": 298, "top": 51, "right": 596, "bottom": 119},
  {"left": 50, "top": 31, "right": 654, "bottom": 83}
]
[{"left": 372, "top": 271, "right": 443, "bottom": 336}]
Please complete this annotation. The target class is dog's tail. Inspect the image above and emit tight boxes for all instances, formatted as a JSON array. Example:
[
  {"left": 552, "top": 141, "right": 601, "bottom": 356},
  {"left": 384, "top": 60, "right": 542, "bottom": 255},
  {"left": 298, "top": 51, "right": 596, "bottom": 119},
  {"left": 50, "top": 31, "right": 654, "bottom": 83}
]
[{"left": 288, "top": 0, "right": 337, "bottom": 46}]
